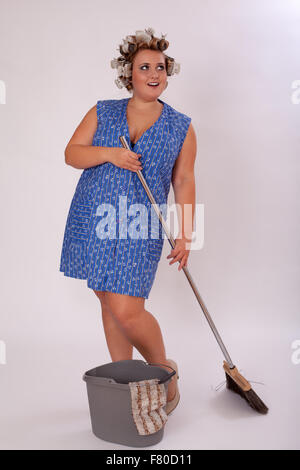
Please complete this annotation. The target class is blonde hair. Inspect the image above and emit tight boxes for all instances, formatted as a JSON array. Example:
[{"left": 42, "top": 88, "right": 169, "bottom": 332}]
[{"left": 111, "top": 28, "right": 180, "bottom": 93}]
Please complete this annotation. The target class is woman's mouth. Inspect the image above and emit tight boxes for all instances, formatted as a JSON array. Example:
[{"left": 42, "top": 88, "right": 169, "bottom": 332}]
[{"left": 147, "top": 82, "right": 160, "bottom": 87}]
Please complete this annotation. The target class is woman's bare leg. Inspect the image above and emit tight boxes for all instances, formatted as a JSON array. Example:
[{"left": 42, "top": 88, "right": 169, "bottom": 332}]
[
  {"left": 94, "top": 290, "right": 133, "bottom": 361},
  {"left": 104, "top": 292, "right": 176, "bottom": 401}
]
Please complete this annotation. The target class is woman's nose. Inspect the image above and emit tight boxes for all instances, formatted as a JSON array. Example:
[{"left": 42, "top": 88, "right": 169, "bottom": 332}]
[{"left": 149, "top": 70, "right": 159, "bottom": 78}]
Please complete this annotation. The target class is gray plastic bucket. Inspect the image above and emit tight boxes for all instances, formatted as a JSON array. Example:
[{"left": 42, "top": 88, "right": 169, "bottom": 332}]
[{"left": 82, "top": 359, "right": 176, "bottom": 447}]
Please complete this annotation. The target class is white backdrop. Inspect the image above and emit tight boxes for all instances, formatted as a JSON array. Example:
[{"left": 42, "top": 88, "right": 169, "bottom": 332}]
[{"left": 0, "top": 0, "right": 299, "bottom": 450}]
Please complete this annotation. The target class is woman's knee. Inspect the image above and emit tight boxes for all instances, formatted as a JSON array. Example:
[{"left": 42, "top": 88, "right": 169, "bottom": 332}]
[{"left": 105, "top": 292, "right": 144, "bottom": 326}]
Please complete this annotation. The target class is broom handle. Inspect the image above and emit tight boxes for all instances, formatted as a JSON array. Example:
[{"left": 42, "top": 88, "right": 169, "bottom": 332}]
[{"left": 120, "top": 136, "right": 235, "bottom": 370}]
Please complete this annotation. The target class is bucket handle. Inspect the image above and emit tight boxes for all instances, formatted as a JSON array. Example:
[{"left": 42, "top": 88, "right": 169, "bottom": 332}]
[{"left": 146, "top": 362, "right": 176, "bottom": 384}]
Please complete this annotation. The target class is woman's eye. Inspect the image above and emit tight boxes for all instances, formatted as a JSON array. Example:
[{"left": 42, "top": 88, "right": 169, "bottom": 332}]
[{"left": 140, "top": 65, "right": 164, "bottom": 70}]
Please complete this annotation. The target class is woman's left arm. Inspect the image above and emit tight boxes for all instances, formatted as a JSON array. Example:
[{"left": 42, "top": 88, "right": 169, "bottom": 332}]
[{"left": 167, "top": 122, "right": 197, "bottom": 271}]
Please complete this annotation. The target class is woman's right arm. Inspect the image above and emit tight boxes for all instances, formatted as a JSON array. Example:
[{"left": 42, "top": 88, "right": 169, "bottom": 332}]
[{"left": 64, "top": 104, "right": 142, "bottom": 172}]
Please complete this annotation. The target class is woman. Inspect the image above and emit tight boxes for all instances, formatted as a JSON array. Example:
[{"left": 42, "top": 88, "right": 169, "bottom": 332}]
[{"left": 59, "top": 28, "right": 197, "bottom": 414}]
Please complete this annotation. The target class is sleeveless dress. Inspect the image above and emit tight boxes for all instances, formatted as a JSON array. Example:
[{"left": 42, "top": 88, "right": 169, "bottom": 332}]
[{"left": 59, "top": 97, "right": 191, "bottom": 298}]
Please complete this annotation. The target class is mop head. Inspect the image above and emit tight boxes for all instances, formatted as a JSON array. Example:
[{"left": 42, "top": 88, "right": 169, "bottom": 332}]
[{"left": 223, "top": 361, "right": 268, "bottom": 414}]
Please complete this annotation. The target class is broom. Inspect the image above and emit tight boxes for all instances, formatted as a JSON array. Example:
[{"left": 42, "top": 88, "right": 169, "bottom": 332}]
[{"left": 119, "top": 136, "right": 268, "bottom": 415}]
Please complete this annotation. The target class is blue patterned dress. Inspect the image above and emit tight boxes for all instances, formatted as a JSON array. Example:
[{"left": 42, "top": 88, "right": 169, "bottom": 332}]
[{"left": 59, "top": 97, "right": 191, "bottom": 298}]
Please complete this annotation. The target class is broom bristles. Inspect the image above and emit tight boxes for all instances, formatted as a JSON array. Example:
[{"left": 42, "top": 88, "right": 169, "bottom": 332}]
[{"left": 225, "top": 372, "right": 269, "bottom": 414}]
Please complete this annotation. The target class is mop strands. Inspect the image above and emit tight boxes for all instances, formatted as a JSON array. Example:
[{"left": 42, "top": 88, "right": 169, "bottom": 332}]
[{"left": 223, "top": 361, "right": 268, "bottom": 414}]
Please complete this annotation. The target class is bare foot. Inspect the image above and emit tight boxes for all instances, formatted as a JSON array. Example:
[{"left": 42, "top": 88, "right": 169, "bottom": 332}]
[
  {"left": 166, "top": 360, "right": 177, "bottom": 402},
  {"left": 167, "top": 376, "right": 177, "bottom": 402},
  {"left": 154, "top": 359, "right": 177, "bottom": 402}
]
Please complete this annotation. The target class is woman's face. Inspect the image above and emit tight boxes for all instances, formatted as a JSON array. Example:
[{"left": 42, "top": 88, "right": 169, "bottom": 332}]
[{"left": 130, "top": 49, "right": 167, "bottom": 100}]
